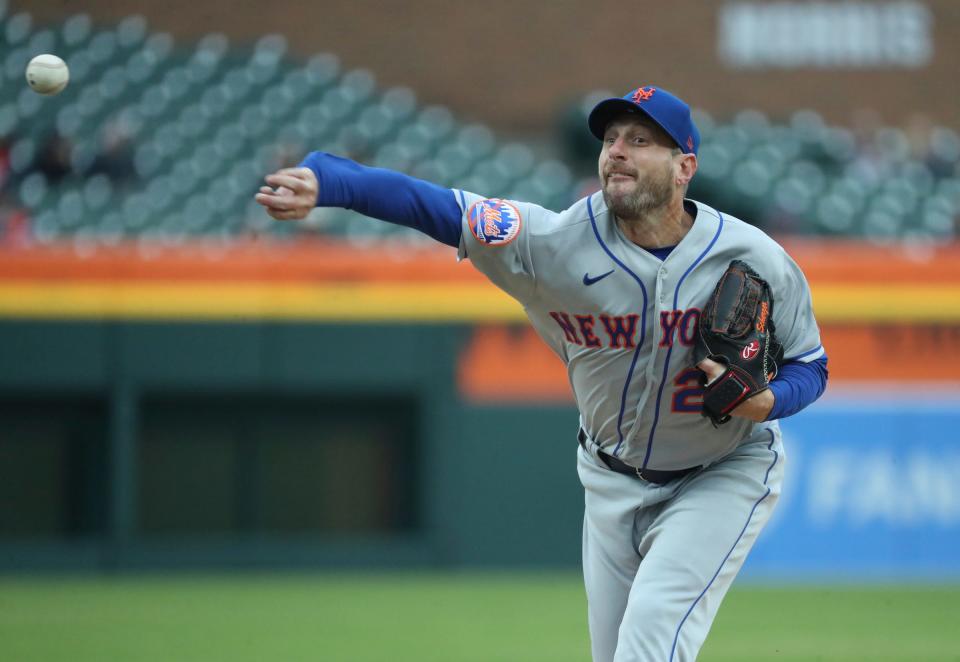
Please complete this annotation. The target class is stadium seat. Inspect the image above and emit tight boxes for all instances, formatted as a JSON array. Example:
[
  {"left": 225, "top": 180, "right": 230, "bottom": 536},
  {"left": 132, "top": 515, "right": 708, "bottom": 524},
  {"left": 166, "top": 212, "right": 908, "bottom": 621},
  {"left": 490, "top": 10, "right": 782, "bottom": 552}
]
[{"left": 3, "top": 13, "right": 957, "bottom": 243}]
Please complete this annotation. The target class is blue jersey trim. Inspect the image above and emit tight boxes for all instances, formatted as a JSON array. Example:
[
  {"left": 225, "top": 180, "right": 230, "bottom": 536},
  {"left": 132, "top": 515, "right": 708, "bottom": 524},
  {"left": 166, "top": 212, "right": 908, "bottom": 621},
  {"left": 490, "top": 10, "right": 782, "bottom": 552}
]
[
  {"left": 457, "top": 189, "right": 466, "bottom": 210},
  {"left": 787, "top": 344, "right": 823, "bottom": 361},
  {"left": 669, "top": 428, "right": 778, "bottom": 661},
  {"left": 587, "top": 196, "right": 648, "bottom": 456},
  {"left": 298, "top": 151, "right": 462, "bottom": 247},
  {"left": 766, "top": 355, "right": 828, "bottom": 420},
  {"left": 640, "top": 210, "right": 724, "bottom": 469}
]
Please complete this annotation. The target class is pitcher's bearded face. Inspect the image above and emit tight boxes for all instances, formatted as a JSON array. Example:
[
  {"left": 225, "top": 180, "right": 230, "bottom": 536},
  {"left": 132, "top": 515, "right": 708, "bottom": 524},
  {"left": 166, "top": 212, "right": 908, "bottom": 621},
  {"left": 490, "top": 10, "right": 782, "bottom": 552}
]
[
  {"left": 598, "top": 117, "right": 679, "bottom": 220},
  {"left": 601, "top": 158, "right": 675, "bottom": 220}
]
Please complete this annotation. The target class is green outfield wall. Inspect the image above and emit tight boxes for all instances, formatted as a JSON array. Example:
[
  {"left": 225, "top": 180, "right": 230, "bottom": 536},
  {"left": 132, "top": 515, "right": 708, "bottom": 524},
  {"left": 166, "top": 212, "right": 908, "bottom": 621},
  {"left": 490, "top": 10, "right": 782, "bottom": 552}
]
[{"left": 0, "top": 321, "right": 582, "bottom": 571}]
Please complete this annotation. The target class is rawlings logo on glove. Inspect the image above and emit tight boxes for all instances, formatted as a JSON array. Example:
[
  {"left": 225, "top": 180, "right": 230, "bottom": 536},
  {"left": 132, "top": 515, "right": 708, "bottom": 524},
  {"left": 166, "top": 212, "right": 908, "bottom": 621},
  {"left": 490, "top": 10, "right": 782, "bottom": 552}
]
[{"left": 692, "top": 260, "right": 784, "bottom": 426}]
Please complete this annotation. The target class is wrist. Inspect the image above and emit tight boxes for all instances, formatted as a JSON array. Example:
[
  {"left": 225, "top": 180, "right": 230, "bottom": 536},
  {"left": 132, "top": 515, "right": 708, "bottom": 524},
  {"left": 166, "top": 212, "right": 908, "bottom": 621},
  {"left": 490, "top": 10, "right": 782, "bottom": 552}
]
[{"left": 732, "top": 388, "right": 775, "bottom": 422}]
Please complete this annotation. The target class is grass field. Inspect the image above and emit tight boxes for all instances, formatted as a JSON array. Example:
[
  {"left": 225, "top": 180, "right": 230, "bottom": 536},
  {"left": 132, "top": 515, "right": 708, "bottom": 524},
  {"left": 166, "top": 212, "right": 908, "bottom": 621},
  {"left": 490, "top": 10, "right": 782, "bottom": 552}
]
[{"left": 1, "top": 573, "right": 958, "bottom": 661}]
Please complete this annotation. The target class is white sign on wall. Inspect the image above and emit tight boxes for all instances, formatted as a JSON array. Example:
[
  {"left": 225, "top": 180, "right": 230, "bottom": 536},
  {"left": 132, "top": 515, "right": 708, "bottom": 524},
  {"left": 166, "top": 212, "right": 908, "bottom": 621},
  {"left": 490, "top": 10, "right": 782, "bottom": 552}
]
[{"left": 719, "top": 1, "right": 933, "bottom": 69}]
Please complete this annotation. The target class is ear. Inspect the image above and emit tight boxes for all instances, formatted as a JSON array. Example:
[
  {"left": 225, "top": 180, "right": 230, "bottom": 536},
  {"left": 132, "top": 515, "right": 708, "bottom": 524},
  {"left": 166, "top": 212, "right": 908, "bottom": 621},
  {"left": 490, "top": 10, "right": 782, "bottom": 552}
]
[{"left": 676, "top": 153, "right": 698, "bottom": 186}]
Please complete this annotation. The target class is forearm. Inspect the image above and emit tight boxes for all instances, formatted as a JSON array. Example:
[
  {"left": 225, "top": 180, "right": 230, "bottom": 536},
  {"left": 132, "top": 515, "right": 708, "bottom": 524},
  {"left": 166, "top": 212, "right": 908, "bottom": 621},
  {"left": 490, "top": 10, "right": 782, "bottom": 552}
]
[
  {"left": 764, "top": 355, "right": 829, "bottom": 421},
  {"left": 299, "top": 151, "right": 463, "bottom": 247},
  {"left": 732, "top": 389, "right": 774, "bottom": 422}
]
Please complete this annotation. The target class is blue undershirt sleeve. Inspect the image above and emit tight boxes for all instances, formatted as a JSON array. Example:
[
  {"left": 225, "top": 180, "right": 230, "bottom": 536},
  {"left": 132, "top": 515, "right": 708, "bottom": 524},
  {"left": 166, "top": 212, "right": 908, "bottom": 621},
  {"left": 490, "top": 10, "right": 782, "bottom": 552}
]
[
  {"left": 765, "top": 355, "right": 829, "bottom": 421},
  {"left": 298, "top": 151, "right": 463, "bottom": 247}
]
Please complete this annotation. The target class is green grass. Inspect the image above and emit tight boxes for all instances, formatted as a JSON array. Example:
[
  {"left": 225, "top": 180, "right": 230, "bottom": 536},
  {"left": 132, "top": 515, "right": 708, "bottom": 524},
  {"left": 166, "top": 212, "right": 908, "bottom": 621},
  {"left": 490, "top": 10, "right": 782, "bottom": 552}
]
[{"left": 0, "top": 573, "right": 957, "bottom": 661}]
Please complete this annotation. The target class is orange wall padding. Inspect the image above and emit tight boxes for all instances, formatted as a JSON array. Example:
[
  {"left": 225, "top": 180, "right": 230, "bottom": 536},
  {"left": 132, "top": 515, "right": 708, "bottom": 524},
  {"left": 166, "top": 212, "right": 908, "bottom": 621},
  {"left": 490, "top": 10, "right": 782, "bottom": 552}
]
[{"left": 0, "top": 239, "right": 958, "bottom": 284}]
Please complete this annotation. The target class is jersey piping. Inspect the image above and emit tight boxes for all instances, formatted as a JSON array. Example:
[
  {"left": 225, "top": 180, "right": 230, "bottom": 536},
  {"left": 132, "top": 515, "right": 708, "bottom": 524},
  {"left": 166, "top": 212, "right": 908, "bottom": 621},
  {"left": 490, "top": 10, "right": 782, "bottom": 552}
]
[
  {"left": 668, "top": 428, "right": 779, "bottom": 661},
  {"left": 587, "top": 195, "right": 649, "bottom": 456},
  {"left": 640, "top": 210, "right": 725, "bottom": 468},
  {"left": 787, "top": 344, "right": 824, "bottom": 362}
]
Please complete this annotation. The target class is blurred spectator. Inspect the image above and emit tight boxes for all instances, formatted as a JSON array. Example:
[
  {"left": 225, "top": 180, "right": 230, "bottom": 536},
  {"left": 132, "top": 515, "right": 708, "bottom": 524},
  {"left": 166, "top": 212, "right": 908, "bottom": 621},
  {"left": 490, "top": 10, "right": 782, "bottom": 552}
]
[
  {"left": 557, "top": 98, "right": 603, "bottom": 179},
  {"left": 265, "top": 141, "right": 305, "bottom": 172},
  {"left": 905, "top": 113, "right": 934, "bottom": 161},
  {"left": 36, "top": 133, "right": 73, "bottom": 183},
  {"left": 0, "top": 192, "right": 32, "bottom": 248},
  {"left": 0, "top": 138, "right": 12, "bottom": 194},
  {"left": 905, "top": 112, "right": 959, "bottom": 179},
  {"left": 90, "top": 118, "right": 136, "bottom": 183},
  {"left": 846, "top": 108, "right": 889, "bottom": 186}
]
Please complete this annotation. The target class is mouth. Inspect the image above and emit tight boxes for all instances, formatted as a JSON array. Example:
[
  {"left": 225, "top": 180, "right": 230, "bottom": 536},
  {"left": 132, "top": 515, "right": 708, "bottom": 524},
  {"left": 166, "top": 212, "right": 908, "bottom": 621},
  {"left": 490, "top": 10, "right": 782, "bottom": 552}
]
[{"left": 605, "top": 172, "right": 636, "bottom": 183}]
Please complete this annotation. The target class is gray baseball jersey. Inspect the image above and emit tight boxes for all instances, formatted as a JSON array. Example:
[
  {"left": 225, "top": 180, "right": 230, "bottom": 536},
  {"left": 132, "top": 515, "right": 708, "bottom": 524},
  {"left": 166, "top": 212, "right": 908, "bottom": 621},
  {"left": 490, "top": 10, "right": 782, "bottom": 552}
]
[
  {"left": 455, "top": 189, "right": 821, "bottom": 661},
  {"left": 455, "top": 190, "right": 823, "bottom": 470}
]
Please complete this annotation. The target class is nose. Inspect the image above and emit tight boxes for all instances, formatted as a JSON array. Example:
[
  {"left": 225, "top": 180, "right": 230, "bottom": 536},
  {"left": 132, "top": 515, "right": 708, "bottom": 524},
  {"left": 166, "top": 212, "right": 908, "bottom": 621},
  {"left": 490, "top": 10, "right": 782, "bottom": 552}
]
[{"left": 606, "top": 136, "right": 627, "bottom": 160}]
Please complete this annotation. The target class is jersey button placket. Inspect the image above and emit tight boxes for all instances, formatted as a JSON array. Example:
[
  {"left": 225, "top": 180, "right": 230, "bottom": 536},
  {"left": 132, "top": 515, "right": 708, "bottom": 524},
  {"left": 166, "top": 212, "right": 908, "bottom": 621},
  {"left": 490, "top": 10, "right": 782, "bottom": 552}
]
[
  {"left": 657, "top": 269, "right": 667, "bottom": 305},
  {"left": 649, "top": 268, "right": 668, "bottom": 374}
]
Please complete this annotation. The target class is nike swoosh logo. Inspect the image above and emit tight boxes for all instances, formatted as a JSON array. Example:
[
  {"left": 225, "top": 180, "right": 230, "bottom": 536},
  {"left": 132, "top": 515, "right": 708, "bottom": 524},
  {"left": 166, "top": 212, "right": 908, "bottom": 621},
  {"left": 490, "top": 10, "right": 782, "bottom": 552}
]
[{"left": 582, "top": 269, "right": 615, "bottom": 286}]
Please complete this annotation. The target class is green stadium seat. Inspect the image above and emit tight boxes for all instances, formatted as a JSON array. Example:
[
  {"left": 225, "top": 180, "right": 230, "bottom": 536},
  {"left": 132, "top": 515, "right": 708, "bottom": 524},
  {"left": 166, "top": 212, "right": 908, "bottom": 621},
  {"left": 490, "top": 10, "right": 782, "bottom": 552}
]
[
  {"left": 378, "top": 86, "right": 417, "bottom": 124},
  {"left": 375, "top": 133, "right": 430, "bottom": 170},
  {"left": 492, "top": 144, "right": 535, "bottom": 180},
  {"left": 691, "top": 109, "right": 716, "bottom": 137},
  {"left": 528, "top": 160, "right": 573, "bottom": 203},
  {"left": 815, "top": 194, "right": 857, "bottom": 235},
  {"left": 95, "top": 210, "right": 125, "bottom": 242},
  {"left": 7, "top": 135, "right": 35, "bottom": 174},
  {"left": 15, "top": 88, "right": 48, "bottom": 139},
  {"left": 696, "top": 143, "right": 733, "bottom": 183},
  {"left": 467, "top": 159, "right": 510, "bottom": 197},
  {"left": 935, "top": 177, "right": 960, "bottom": 203},
  {"left": 900, "top": 161, "right": 935, "bottom": 194},
  {"left": 18, "top": 172, "right": 47, "bottom": 208},
  {"left": 787, "top": 160, "right": 827, "bottom": 195},
  {"left": 4, "top": 12, "right": 31, "bottom": 47},
  {"left": 432, "top": 143, "right": 478, "bottom": 180},
  {"left": 733, "top": 159, "right": 774, "bottom": 200},
  {"left": 87, "top": 30, "right": 119, "bottom": 66},
  {"left": 733, "top": 109, "right": 772, "bottom": 143},
  {"left": 767, "top": 126, "right": 804, "bottom": 162},
  {"left": 302, "top": 52, "right": 340, "bottom": 92},
  {"left": 709, "top": 125, "right": 751, "bottom": 161},
  {"left": 26, "top": 27, "right": 56, "bottom": 55},
  {"left": 116, "top": 15, "right": 147, "bottom": 49},
  {"left": 5, "top": 13, "right": 957, "bottom": 243},
  {"left": 862, "top": 210, "right": 903, "bottom": 239},
  {"left": 816, "top": 127, "right": 857, "bottom": 166},
  {"left": 31, "top": 209, "right": 61, "bottom": 244},
  {"left": 748, "top": 144, "right": 789, "bottom": 178},
  {"left": 874, "top": 127, "right": 910, "bottom": 163},
  {"left": 921, "top": 207, "right": 955, "bottom": 237},
  {"left": 60, "top": 14, "right": 93, "bottom": 51},
  {"left": 455, "top": 124, "right": 496, "bottom": 159},
  {"left": 83, "top": 174, "right": 113, "bottom": 211},
  {"left": 772, "top": 178, "right": 814, "bottom": 218},
  {"left": 55, "top": 187, "right": 86, "bottom": 231},
  {"left": 0, "top": 101, "right": 15, "bottom": 137},
  {"left": 3, "top": 43, "right": 31, "bottom": 81}
]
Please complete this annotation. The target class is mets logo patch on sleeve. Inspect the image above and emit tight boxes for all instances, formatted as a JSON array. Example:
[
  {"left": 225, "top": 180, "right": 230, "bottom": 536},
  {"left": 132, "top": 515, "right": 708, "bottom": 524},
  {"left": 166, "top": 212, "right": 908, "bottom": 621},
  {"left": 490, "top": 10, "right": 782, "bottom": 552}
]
[{"left": 467, "top": 199, "right": 522, "bottom": 246}]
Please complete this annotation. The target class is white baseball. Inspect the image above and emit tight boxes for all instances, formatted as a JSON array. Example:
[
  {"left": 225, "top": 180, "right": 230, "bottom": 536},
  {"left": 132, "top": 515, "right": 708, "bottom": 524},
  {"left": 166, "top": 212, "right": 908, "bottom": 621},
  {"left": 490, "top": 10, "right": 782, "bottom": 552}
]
[{"left": 25, "top": 54, "right": 70, "bottom": 96}]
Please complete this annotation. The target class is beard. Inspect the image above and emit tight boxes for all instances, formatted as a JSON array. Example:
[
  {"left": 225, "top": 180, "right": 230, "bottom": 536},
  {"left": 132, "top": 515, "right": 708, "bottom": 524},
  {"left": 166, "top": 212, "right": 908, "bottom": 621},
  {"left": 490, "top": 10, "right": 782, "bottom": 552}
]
[{"left": 601, "top": 162, "right": 675, "bottom": 221}]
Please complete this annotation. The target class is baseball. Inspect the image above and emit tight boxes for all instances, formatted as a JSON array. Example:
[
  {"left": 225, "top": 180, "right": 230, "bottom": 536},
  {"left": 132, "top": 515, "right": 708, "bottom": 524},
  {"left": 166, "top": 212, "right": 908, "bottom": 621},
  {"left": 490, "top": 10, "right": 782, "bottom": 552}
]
[{"left": 25, "top": 54, "right": 69, "bottom": 96}]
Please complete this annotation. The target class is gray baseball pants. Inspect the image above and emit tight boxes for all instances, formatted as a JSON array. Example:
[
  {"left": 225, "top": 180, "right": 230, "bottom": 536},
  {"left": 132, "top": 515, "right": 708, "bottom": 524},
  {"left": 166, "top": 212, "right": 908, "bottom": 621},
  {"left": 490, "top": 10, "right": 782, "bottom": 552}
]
[{"left": 577, "top": 426, "right": 785, "bottom": 661}]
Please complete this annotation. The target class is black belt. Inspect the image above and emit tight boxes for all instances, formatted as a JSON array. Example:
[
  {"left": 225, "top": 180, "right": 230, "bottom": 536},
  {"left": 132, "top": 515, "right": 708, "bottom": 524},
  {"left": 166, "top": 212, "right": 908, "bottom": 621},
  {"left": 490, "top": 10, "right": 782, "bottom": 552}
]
[{"left": 578, "top": 429, "right": 700, "bottom": 485}]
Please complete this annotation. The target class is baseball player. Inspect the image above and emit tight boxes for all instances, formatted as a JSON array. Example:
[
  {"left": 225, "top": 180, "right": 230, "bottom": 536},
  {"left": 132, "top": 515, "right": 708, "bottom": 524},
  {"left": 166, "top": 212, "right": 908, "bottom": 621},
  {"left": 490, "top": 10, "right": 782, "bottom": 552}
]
[{"left": 255, "top": 85, "right": 828, "bottom": 661}]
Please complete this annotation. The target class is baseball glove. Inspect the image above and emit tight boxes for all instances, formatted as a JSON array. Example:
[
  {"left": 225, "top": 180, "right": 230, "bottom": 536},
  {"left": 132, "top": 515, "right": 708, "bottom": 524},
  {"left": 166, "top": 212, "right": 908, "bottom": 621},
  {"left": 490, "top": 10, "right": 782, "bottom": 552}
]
[{"left": 692, "top": 260, "right": 784, "bottom": 426}]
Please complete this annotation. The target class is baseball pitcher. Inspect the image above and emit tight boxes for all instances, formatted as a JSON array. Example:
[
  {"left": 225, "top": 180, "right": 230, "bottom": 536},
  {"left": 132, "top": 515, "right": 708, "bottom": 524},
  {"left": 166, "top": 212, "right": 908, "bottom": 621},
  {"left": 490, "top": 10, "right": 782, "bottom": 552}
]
[{"left": 255, "top": 85, "right": 828, "bottom": 661}]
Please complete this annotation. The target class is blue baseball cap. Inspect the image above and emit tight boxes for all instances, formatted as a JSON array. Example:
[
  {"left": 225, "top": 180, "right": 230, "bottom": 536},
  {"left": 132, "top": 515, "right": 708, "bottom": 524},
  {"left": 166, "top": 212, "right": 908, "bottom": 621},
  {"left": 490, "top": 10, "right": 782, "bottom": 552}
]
[{"left": 587, "top": 86, "right": 700, "bottom": 155}]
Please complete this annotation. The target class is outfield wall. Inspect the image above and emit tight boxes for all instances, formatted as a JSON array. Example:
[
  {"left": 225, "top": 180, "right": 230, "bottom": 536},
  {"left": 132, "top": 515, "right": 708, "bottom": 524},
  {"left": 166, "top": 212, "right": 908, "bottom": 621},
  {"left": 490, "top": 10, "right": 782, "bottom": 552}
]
[
  {"left": 1, "top": 241, "right": 958, "bottom": 578},
  {"left": 747, "top": 394, "right": 960, "bottom": 580}
]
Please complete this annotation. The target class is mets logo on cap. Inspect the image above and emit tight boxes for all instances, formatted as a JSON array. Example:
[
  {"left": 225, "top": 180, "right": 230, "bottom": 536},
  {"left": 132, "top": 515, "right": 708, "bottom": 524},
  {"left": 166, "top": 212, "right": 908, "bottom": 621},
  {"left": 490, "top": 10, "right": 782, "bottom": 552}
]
[{"left": 468, "top": 198, "right": 522, "bottom": 246}]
